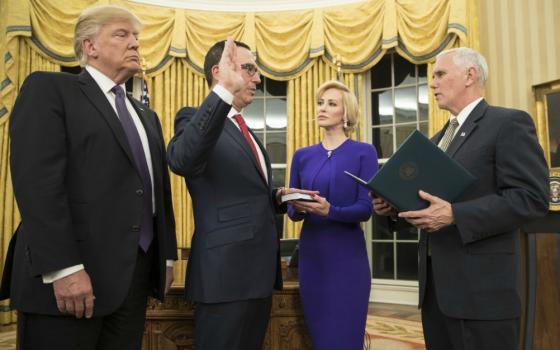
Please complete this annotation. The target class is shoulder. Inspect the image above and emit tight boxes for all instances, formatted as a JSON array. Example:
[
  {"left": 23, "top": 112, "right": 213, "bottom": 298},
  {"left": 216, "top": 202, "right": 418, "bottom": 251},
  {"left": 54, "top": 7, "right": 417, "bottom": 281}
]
[
  {"left": 176, "top": 106, "right": 198, "bottom": 120},
  {"left": 485, "top": 104, "right": 531, "bottom": 122},
  {"left": 22, "top": 71, "right": 76, "bottom": 87},
  {"left": 484, "top": 104, "right": 535, "bottom": 130},
  {"left": 294, "top": 143, "right": 321, "bottom": 156},
  {"left": 346, "top": 140, "right": 378, "bottom": 157},
  {"left": 173, "top": 106, "right": 198, "bottom": 131}
]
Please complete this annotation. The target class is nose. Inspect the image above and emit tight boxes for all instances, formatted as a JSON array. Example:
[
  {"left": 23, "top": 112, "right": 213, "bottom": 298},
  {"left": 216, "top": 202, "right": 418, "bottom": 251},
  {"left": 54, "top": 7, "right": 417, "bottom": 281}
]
[
  {"left": 130, "top": 35, "right": 139, "bottom": 49},
  {"left": 253, "top": 71, "right": 261, "bottom": 84},
  {"left": 429, "top": 79, "right": 437, "bottom": 89}
]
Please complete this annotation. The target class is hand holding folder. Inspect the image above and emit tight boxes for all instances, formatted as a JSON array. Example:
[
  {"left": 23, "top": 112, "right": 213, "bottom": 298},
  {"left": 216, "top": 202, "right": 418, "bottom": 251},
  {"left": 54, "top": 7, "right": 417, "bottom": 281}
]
[{"left": 345, "top": 130, "right": 476, "bottom": 211}]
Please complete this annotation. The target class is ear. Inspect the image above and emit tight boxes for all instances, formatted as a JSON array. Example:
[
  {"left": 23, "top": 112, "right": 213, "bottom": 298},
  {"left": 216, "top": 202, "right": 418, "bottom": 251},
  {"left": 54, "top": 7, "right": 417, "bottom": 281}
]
[
  {"left": 211, "top": 65, "right": 220, "bottom": 84},
  {"left": 83, "top": 38, "right": 98, "bottom": 59},
  {"left": 464, "top": 66, "right": 477, "bottom": 87}
]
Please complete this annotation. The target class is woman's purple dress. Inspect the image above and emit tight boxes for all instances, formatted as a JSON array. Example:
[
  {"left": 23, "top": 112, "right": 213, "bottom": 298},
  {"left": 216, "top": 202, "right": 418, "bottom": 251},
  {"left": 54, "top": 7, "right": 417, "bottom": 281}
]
[{"left": 288, "top": 139, "right": 378, "bottom": 349}]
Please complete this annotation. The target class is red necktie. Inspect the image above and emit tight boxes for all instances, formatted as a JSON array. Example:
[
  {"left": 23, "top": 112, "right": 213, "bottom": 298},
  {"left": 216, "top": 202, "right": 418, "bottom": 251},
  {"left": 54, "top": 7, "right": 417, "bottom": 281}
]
[{"left": 232, "top": 114, "right": 266, "bottom": 179}]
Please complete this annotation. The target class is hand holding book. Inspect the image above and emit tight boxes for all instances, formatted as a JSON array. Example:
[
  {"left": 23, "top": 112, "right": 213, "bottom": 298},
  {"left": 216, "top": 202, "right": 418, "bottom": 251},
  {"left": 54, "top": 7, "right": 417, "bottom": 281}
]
[{"left": 280, "top": 189, "right": 320, "bottom": 203}]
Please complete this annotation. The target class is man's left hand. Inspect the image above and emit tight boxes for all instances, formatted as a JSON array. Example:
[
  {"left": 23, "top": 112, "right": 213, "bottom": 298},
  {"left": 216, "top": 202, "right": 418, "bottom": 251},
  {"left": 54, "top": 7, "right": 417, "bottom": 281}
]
[
  {"left": 398, "top": 190, "right": 454, "bottom": 232},
  {"left": 165, "top": 266, "right": 173, "bottom": 295}
]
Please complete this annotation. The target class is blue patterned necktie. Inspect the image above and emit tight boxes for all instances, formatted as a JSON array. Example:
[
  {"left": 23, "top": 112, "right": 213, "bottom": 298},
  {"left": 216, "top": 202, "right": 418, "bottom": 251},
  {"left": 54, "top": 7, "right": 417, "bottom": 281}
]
[{"left": 111, "top": 85, "right": 153, "bottom": 252}]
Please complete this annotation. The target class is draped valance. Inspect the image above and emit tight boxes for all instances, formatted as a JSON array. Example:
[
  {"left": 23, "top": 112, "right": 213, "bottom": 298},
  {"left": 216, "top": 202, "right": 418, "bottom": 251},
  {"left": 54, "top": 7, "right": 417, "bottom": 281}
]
[{"left": 2, "top": 0, "right": 468, "bottom": 75}]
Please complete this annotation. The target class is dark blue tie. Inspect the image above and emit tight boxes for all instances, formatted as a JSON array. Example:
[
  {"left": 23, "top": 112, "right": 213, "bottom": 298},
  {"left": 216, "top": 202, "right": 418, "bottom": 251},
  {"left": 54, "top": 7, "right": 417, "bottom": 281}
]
[{"left": 111, "top": 85, "right": 153, "bottom": 252}]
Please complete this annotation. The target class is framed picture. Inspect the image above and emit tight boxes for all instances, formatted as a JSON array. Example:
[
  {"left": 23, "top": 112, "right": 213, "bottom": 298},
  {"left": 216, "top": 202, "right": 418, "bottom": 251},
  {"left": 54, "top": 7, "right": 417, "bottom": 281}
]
[{"left": 533, "top": 79, "right": 560, "bottom": 211}]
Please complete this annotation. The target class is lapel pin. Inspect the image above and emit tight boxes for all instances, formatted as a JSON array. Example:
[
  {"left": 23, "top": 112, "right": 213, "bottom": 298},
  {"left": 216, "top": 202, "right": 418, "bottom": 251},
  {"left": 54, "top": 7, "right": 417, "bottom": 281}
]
[{"left": 460, "top": 132, "right": 466, "bottom": 137}]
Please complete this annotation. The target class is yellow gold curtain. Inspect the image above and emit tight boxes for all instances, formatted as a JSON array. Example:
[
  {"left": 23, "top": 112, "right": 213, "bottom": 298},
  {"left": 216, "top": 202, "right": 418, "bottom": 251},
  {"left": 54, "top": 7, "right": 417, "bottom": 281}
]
[
  {"left": 144, "top": 58, "right": 209, "bottom": 250},
  {"left": 0, "top": 38, "right": 60, "bottom": 326}
]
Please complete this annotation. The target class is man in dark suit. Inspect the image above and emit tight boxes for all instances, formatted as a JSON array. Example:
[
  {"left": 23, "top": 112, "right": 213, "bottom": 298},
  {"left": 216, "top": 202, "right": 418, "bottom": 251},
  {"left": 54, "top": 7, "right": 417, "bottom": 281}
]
[
  {"left": 374, "top": 47, "right": 549, "bottom": 349},
  {"left": 3, "top": 5, "right": 177, "bottom": 349},
  {"left": 166, "top": 39, "right": 287, "bottom": 350}
]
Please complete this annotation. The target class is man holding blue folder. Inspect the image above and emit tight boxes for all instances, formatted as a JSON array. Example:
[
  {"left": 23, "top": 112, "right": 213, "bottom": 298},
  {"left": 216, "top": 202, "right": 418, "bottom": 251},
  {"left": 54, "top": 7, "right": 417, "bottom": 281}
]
[{"left": 374, "top": 48, "right": 549, "bottom": 350}]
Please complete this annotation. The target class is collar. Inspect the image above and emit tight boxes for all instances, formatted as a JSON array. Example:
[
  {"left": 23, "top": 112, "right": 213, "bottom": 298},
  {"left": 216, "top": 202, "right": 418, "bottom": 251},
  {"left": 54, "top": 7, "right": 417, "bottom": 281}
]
[
  {"left": 85, "top": 65, "right": 126, "bottom": 95},
  {"left": 227, "top": 107, "right": 243, "bottom": 120},
  {"left": 453, "top": 97, "right": 483, "bottom": 128}
]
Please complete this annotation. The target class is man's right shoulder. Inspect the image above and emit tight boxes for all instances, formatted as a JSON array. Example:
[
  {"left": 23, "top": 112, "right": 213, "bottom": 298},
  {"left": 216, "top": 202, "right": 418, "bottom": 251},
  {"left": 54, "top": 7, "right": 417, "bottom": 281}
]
[
  {"left": 23, "top": 71, "right": 78, "bottom": 86},
  {"left": 176, "top": 106, "right": 198, "bottom": 117}
]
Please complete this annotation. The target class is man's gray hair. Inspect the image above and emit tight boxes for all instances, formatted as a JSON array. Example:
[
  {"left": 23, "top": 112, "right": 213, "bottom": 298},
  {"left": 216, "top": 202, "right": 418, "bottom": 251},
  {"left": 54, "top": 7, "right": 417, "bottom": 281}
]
[
  {"left": 437, "top": 47, "right": 488, "bottom": 87},
  {"left": 74, "top": 5, "right": 142, "bottom": 67}
]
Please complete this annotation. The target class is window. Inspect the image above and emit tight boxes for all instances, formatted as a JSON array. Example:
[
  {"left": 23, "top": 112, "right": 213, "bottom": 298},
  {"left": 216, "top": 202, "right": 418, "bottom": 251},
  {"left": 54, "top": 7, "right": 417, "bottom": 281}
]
[
  {"left": 370, "top": 53, "right": 428, "bottom": 160},
  {"left": 368, "top": 53, "right": 428, "bottom": 287},
  {"left": 244, "top": 77, "right": 288, "bottom": 235}
]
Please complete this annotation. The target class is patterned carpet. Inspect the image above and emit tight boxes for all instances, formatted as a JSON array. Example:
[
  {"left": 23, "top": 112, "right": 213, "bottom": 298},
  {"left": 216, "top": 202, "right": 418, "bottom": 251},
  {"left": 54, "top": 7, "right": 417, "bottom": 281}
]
[
  {"left": 0, "top": 314, "right": 425, "bottom": 350},
  {"left": 366, "top": 315, "right": 425, "bottom": 350}
]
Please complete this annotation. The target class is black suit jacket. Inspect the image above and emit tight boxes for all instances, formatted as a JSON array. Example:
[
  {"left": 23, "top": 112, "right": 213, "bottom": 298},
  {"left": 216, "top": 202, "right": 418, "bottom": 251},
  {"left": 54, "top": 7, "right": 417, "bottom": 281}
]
[
  {"left": 167, "top": 91, "right": 284, "bottom": 303},
  {"left": 418, "top": 99, "right": 549, "bottom": 320},
  {"left": 3, "top": 70, "right": 177, "bottom": 316}
]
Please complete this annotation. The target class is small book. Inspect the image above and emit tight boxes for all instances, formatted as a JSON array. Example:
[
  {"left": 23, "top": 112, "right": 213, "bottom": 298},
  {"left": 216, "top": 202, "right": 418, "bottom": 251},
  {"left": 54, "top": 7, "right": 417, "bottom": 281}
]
[
  {"left": 281, "top": 193, "right": 315, "bottom": 203},
  {"left": 345, "top": 130, "right": 476, "bottom": 211}
]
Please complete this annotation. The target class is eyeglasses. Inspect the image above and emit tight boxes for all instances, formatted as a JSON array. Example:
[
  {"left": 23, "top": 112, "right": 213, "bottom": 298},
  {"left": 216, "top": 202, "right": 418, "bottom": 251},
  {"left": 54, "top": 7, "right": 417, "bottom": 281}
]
[{"left": 240, "top": 63, "right": 259, "bottom": 76}]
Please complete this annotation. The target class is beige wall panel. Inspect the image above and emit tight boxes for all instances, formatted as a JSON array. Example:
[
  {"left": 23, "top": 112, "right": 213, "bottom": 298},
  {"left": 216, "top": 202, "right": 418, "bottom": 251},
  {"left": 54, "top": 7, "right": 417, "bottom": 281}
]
[{"left": 477, "top": 0, "right": 560, "bottom": 115}]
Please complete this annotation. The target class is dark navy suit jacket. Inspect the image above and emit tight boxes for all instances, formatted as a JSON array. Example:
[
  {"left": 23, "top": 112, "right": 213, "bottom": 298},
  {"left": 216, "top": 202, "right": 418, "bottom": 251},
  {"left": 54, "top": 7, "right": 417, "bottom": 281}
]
[
  {"left": 167, "top": 91, "right": 285, "bottom": 303},
  {"left": 418, "top": 99, "right": 549, "bottom": 320}
]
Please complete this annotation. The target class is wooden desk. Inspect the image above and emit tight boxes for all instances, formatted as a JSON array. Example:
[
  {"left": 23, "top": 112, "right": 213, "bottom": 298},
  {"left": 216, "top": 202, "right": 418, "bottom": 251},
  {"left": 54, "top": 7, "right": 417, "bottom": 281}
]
[{"left": 141, "top": 260, "right": 312, "bottom": 350}]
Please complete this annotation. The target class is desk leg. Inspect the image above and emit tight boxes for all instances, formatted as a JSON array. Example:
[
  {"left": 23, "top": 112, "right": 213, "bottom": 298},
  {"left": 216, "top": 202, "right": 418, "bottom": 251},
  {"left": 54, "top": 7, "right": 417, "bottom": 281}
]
[{"left": 524, "top": 233, "right": 536, "bottom": 350}]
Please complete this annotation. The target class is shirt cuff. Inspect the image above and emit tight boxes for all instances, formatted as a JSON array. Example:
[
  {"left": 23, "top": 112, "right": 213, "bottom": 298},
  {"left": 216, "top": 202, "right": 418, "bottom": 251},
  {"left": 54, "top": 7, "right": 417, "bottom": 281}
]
[
  {"left": 42, "top": 264, "right": 85, "bottom": 284},
  {"left": 166, "top": 260, "right": 175, "bottom": 268},
  {"left": 213, "top": 84, "right": 234, "bottom": 105}
]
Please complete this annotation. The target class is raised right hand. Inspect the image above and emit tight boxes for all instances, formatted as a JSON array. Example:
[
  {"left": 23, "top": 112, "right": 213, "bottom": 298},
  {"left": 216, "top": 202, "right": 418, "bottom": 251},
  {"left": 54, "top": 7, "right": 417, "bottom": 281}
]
[
  {"left": 217, "top": 37, "right": 245, "bottom": 95},
  {"left": 53, "top": 269, "right": 95, "bottom": 319}
]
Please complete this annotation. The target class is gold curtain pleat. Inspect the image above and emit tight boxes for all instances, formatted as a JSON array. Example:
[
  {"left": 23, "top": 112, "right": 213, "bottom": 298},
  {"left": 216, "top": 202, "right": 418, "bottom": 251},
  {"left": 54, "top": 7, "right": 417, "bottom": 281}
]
[{"left": 0, "top": 38, "right": 60, "bottom": 326}]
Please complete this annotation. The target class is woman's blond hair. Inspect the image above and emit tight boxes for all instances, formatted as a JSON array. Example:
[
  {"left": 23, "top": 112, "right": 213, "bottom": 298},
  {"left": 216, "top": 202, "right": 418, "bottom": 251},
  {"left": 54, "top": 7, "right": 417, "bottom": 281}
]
[
  {"left": 74, "top": 5, "right": 142, "bottom": 66},
  {"left": 315, "top": 80, "right": 359, "bottom": 136}
]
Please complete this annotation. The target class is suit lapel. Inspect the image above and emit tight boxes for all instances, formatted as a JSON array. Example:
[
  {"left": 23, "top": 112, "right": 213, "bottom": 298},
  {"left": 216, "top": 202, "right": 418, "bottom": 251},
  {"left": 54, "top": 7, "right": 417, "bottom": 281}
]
[
  {"left": 127, "top": 94, "right": 161, "bottom": 156},
  {"left": 445, "top": 100, "right": 488, "bottom": 158},
  {"left": 249, "top": 128, "right": 271, "bottom": 184},
  {"left": 223, "top": 119, "right": 268, "bottom": 185},
  {"left": 78, "top": 70, "right": 136, "bottom": 167}
]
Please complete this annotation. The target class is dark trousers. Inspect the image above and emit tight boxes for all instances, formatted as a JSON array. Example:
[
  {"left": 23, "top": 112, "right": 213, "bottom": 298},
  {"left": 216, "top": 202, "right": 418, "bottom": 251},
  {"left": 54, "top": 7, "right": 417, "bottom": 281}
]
[
  {"left": 421, "top": 257, "right": 519, "bottom": 350},
  {"left": 17, "top": 247, "right": 154, "bottom": 350},
  {"left": 194, "top": 296, "right": 273, "bottom": 350}
]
